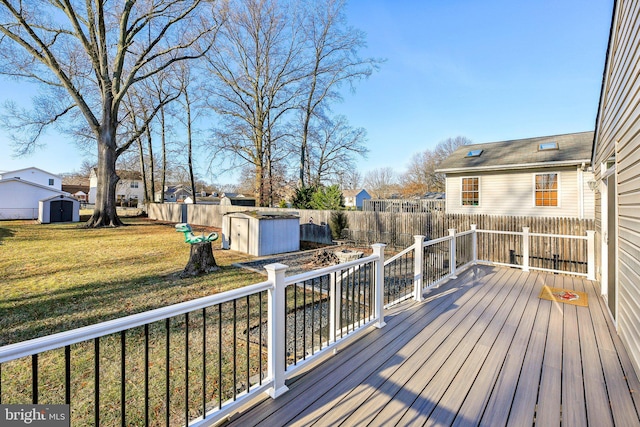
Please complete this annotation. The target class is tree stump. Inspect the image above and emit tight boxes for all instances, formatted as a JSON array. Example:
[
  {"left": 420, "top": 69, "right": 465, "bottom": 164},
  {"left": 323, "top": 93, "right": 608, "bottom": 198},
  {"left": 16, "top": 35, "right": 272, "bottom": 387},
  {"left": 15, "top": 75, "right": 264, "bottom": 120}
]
[{"left": 181, "top": 242, "right": 219, "bottom": 277}]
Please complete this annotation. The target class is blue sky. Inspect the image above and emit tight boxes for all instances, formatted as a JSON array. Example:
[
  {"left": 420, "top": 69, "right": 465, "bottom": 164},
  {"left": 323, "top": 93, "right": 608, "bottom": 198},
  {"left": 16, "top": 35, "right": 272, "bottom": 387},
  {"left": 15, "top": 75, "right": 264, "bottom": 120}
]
[{"left": 0, "top": 0, "right": 613, "bottom": 180}]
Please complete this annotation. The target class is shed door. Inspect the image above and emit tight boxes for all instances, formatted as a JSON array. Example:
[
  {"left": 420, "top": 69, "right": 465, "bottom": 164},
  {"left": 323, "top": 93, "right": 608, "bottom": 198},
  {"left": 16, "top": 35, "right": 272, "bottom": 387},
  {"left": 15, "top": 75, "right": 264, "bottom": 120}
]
[
  {"left": 230, "top": 218, "right": 249, "bottom": 253},
  {"left": 50, "top": 200, "right": 73, "bottom": 222}
]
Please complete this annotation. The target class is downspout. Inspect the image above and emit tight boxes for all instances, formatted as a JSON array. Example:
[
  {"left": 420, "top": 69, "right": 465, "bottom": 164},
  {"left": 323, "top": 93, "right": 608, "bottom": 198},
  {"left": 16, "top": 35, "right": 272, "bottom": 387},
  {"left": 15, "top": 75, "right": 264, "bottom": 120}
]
[{"left": 578, "top": 164, "right": 585, "bottom": 219}]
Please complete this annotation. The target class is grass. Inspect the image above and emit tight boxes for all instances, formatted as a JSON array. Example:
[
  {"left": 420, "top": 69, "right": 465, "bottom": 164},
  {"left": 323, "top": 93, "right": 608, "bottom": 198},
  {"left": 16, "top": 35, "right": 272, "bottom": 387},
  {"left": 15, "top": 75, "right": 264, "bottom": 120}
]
[
  {"left": 0, "top": 217, "right": 263, "bottom": 346},
  {"left": 0, "top": 217, "right": 332, "bottom": 426}
]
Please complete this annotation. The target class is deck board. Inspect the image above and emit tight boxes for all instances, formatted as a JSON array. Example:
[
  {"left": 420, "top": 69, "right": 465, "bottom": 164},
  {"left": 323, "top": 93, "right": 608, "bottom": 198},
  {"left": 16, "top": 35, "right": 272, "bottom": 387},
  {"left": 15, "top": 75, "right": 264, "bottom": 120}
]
[
  {"left": 502, "top": 282, "right": 550, "bottom": 427},
  {"left": 572, "top": 276, "right": 614, "bottom": 426},
  {"left": 453, "top": 271, "right": 541, "bottom": 426},
  {"left": 370, "top": 268, "right": 517, "bottom": 427},
  {"left": 293, "top": 267, "right": 513, "bottom": 427},
  {"left": 589, "top": 279, "right": 640, "bottom": 426},
  {"left": 562, "top": 275, "right": 587, "bottom": 427},
  {"left": 226, "top": 266, "right": 640, "bottom": 427},
  {"left": 247, "top": 264, "right": 495, "bottom": 426}
]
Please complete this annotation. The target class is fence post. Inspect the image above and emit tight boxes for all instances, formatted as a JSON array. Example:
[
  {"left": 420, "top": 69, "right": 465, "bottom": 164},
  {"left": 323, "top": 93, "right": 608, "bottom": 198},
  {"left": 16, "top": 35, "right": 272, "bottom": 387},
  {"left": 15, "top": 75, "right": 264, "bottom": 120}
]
[
  {"left": 448, "top": 229, "right": 457, "bottom": 279},
  {"left": 471, "top": 224, "right": 478, "bottom": 264},
  {"left": 522, "top": 227, "right": 530, "bottom": 272},
  {"left": 264, "top": 263, "right": 289, "bottom": 399},
  {"left": 587, "top": 230, "right": 596, "bottom": 280},
  {"left": 372, "top": 243, "right": 387, "bottom": 328},
  {"left": 413, "top": 235, "right": 425, "bottom": 302}
]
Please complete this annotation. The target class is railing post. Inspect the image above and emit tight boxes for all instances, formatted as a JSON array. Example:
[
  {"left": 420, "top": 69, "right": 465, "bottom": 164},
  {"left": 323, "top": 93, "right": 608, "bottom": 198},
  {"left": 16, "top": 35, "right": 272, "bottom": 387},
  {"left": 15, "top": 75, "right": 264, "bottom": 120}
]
[
  {"left": 471, "top": 224, "right": 478, "bottom": 264},
  {"left": 264, "top": 263, "right": 289, "bottom": 399},
  {"left": 448, "top": 229, "right": 457, "bottom": 279},
  {"left": 587, "top": 230, "right": 596, "bottom": 280},
  {"left": 372, "top": 243, "right": 387, "bottom": 328},
  {"left": 329, "top": 272, "right": 337, "bottom": 344},
  {"left": 522, "top": 227, "right": 530, "bottom": 272},
  {"left": 414, "top": 235, "right": 425, "bottom": 302}
]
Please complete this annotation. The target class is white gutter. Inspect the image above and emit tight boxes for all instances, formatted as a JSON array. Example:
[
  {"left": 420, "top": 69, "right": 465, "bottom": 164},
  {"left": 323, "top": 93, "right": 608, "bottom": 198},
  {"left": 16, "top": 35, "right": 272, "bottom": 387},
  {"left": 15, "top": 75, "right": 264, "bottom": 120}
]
[{"left": 436, "top": 159, "right": 591, "bottom": 174}]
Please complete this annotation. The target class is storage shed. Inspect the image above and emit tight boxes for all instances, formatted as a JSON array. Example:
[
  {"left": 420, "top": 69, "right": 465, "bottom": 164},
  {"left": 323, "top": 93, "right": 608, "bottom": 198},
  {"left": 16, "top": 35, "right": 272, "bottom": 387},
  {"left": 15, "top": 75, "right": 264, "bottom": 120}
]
[
  {"left": 221, "top": 211, "right": 299, "bottom": 256},
  {"left": 39, "top": 194, "right": 80, "bottom": 223}
]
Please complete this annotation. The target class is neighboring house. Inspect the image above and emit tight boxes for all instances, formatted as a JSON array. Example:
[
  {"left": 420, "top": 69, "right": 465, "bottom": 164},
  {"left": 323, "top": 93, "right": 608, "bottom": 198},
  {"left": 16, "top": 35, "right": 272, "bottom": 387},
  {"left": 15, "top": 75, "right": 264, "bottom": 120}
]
[
  {"left": 422, "top": 192, "right": 445, "bottom": 200},
  {"left": 155, "top": 185, "right": 192, "bottom": 203},
  {"left": 0, "top": 167, "right": 73, "bottom": 220},
  {"left": 62, "top": 184, "right": 90, "bottom": 203},
  {"left": 592, "top": 0, "right": 640, "bottom": 379},
  {"left": 0, "top": 167, "right": 62, "bottom": 190},
  {"left": 343, "top": 189, "right": 371, "bottom": 209},
  {"left": 436, "top": 131, "right": 595, "bottom": 219},
  {"left": 220, "top": 195, "right": 256, "bottom": 207},
  {"left": 88, "top": 169, "right": 145, "bottom": 206}
]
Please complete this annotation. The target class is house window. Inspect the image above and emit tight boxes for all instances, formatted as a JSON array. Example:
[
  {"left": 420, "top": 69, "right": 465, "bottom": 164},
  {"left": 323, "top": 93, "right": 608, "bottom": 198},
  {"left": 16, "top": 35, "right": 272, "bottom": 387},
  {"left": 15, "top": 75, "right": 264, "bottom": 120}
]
[
  {"left": 461, "top": 177, "right": 479, "bottom": 206},
  {"left": 131, "top": 182, "right": 139, "bottom": 188},
  {"left": 48, "top": 179, "right": 54, "bottom": 186},
  {"left": 535, "top": 173, "right": 558, "bottom": 206}
]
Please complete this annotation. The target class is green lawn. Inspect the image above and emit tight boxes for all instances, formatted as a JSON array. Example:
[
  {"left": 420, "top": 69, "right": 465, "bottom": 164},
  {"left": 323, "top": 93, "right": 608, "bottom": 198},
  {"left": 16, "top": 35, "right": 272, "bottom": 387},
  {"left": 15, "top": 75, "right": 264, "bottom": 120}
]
[{"left": 0, "top": 217, "right": 263, "bottom": 346}]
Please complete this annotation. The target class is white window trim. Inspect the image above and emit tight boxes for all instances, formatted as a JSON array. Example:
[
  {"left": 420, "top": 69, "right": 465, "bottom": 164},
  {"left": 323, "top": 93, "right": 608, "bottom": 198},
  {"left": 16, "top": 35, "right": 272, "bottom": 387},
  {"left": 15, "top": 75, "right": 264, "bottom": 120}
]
[
  {"left": 460, "top": 176, "right": 480, "bottom": 207},
  {"left": 532, "top": 172, "right": 561, "bottom": 208}
]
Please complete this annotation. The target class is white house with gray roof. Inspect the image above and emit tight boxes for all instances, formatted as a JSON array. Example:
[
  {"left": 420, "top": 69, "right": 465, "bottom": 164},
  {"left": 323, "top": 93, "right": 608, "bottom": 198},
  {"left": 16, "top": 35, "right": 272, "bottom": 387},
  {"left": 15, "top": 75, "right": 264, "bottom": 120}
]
[
  {"left": 0, "top": 167, "right": 73, "bottom": 220},
  {"left": 436, "top": 131, "right": 595, "bottom": 219}
]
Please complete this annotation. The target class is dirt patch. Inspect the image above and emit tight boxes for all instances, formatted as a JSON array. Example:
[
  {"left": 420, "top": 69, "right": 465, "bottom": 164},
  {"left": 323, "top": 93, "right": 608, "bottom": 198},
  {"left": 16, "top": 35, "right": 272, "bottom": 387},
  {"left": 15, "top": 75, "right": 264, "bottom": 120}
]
[{"left": 236, "top": 246, "right": 372, "bottom": 277}]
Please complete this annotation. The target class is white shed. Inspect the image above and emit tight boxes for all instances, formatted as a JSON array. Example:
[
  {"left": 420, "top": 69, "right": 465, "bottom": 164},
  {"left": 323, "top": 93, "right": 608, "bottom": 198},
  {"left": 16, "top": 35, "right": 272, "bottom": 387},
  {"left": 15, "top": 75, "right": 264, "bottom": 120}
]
[
  {"left": 221, "top": 211, "right": 300, "bottom": 256},
  {"left": 39, "top": 194, "right": 80, "bottom": 223}
]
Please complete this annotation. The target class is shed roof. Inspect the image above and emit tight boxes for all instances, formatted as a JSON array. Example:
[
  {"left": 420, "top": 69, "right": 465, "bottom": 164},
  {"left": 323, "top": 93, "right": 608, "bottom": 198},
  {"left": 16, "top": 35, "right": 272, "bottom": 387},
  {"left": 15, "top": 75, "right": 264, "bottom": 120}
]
[
  {"left": 40, "top": 194, "right": 80, "bottom": 202},
  {"left": 436, "top": 131, "right": 593, "bottom": 173},
  {"left": 226, "top": 211, "right": 299, "bottom": 220}
]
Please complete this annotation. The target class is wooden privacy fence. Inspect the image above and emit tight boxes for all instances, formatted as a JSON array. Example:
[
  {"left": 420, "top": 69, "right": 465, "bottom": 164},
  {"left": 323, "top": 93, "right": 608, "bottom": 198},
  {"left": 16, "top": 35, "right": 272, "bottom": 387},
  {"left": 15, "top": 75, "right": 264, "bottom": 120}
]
[
  {"left": 362, "top": 199, "right": 445, "bottom": 213},
  {"left": 340, "top": 212, "right": 594, "bottom": 248},
  {"left": 147, "top": 203, "right": 593, "bottom": 268}
]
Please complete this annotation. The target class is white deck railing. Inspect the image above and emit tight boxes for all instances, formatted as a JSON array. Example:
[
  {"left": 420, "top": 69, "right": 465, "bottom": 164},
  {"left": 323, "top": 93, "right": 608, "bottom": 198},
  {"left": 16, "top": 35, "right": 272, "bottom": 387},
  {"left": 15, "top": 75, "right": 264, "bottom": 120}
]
[{"left": 0, "top": 225, "right": 594, "bottom": 426}]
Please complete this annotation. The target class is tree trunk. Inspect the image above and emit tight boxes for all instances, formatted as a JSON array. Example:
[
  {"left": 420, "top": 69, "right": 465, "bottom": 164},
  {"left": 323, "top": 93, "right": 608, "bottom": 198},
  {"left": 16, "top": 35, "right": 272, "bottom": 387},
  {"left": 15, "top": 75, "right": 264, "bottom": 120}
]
[
  {"left": 185, "top": 91, "right": 197, "bottom": 204},
  {"left": 147, "top": 126, "right": 155, "bottom": 203},
  {"left": 181, "top": 242, "right": 218, "bottom": 277},
  {"left": 86, "top": 121, "right": 124, "bottom": 227},
  {"left": 161, "top": 107, "right": 167, "bottom": 204}
]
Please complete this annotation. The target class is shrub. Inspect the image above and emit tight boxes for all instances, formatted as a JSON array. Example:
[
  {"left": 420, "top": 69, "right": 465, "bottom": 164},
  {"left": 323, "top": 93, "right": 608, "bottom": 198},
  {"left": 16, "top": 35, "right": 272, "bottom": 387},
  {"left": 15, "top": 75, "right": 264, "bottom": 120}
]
[
  {"left": 330, "top": 211, "right": 348, "bottom": 240},
  {"left": 311, "top": 185, "right": 344, "bottom": 210},
  {"left": 291, "top": 185, "right": 316, "bottom": 209}
]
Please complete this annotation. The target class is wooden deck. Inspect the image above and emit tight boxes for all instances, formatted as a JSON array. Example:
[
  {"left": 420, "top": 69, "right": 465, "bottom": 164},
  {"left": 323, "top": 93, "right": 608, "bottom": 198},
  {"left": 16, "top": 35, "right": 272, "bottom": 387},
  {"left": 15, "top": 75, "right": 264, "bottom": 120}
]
[{"left": 226, "top": 265, "right": 640, "bottom": 426}]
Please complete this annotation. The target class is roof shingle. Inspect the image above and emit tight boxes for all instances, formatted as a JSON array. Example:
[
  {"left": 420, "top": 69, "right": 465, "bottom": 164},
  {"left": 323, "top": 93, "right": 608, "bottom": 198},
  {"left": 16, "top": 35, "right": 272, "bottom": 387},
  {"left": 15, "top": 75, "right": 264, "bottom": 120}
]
[{"left": 436, "top": 131, "right": 593, "bottom": 173}]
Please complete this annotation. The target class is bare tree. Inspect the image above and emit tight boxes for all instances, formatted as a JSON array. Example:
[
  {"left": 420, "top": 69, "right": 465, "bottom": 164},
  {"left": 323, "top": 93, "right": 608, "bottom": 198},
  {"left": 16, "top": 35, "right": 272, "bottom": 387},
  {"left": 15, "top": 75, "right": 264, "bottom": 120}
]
[
  {"left": 175, "top": 64, "right": 208, "bottom": 204},
  {"left": 399, "top": 150, "right": 440, "bottom": 196},
  {"left": 0, "top": 0, "right": 219, "bottom": 226},
  {"left": 432, "top": 136, "right": 471, "bottom": 190},
  {"left": 297, "top": 0, "right": 380, "bottom": 187},
  {"left": 364, "top": 167, "right": 398, "bottom": 199},
  {"left": 399, "top": 136, "right": 472, "bottom": 195},
  {"left": 306, "top": 115, "right": 368, "bottom": 187},
  {"left": 337, "top": 168, "right": 363, "bottom": 190},
  {"left": 204, "top": 0, "right": 304, "bottom": 206}
]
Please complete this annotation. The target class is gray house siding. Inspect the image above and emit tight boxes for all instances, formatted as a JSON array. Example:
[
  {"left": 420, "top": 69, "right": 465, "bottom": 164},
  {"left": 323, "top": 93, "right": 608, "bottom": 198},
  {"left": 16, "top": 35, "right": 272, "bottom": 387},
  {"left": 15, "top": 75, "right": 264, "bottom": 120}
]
[{"left": 593, "top": 0, "right": 640, "bottom": 377}]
